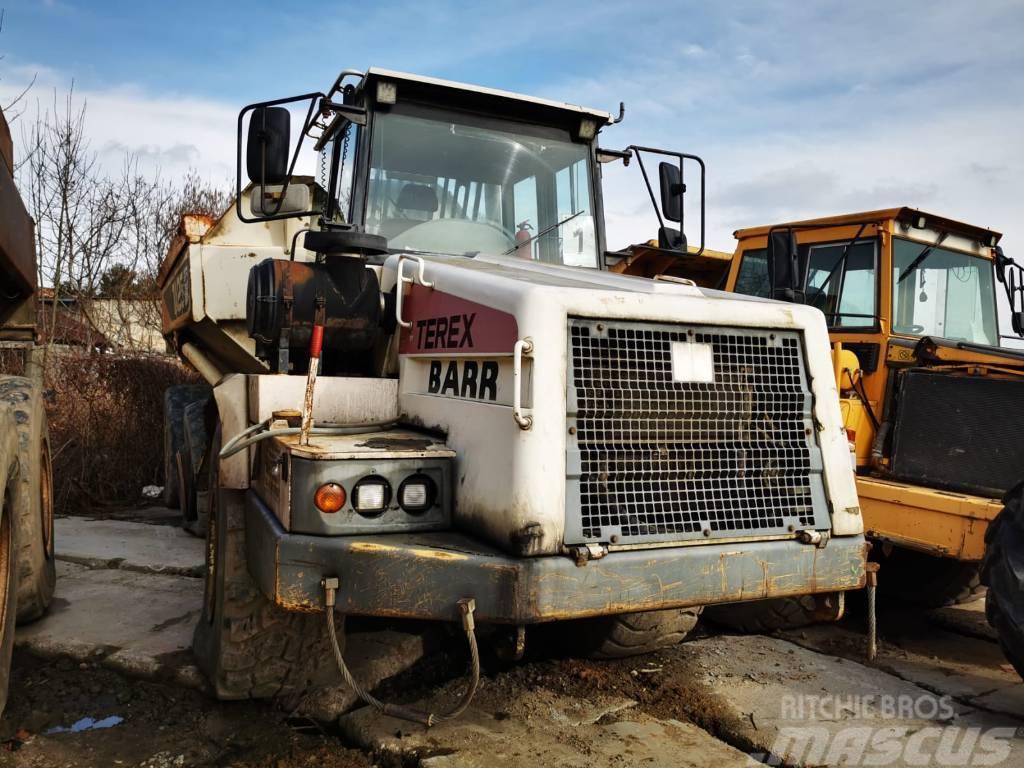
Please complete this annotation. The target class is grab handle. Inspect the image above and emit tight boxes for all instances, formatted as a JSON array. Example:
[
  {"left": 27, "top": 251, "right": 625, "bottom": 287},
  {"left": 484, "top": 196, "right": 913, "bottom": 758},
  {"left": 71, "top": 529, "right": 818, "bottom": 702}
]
[{"left": 513, "top": 338, "right": 534, "bottom": 430}]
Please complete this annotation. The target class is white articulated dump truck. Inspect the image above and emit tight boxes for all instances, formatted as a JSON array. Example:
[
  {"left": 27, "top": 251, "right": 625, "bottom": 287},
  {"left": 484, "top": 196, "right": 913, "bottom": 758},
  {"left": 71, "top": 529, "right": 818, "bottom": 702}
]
[{"left": 158, "top": 68, "right": 866, "bottom": 720}]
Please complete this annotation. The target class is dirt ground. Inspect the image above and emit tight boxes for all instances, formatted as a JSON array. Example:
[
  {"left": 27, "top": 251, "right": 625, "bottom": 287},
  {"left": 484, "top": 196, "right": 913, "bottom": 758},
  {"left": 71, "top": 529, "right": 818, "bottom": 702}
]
[
  {"left": 0, "top": 651, "right": 370, "bottom": 768},
  {"left": 3, "top": 597, "right": 1022, "bottom": 767}
]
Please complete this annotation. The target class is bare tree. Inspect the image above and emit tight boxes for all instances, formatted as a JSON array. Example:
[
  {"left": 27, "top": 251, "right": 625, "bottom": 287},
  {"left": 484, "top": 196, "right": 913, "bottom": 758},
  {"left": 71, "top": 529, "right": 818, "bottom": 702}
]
[{"left": 18, "top": 87, "right": 231, "bottom": 353}]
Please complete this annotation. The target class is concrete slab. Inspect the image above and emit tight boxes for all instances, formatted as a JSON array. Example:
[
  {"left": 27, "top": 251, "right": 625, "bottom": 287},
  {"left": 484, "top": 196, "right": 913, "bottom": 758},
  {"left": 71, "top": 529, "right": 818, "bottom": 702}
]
[
  {"left": 781, "top": 623, "right": 1020, "bottom": 703},
  {"left": 16, "top": 562, "right": 205, "bottom": 687},
  {"left": 339, "top": 682, "right": 750, "bottom": 767},
  {"left": 55, "top": 516, "right": 204, "bottom": 576},
  {"left": 675, "top": 635, "right": 1024, "bottom": 767}
]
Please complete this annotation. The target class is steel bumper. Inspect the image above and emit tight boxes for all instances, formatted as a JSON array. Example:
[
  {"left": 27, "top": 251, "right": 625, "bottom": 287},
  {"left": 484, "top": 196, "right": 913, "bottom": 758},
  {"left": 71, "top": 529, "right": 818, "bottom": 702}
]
[{"left": 246, "top": 492, "right": 868, "bottom": 623}]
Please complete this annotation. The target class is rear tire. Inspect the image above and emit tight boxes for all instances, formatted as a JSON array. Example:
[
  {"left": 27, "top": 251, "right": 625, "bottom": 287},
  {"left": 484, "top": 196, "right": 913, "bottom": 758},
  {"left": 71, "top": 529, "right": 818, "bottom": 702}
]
[
  {"left": 567, "top": 607, "right": 702, "bottom": 659},
  {"left": 163, "top": 384, "right": 210, "bottom": 509},
  {"left": 0, "top": 377, "right": 55, "bottom": 625},
  {"left": 0, "top": 406, "right": 22, "bottom": 713},
  {"left": 192, "top": 426, "right": 338, "bottom": 699},
  {"left": 880, "top": 547, "right": 985, "bottom": 608},
  {"left": 981, "top": 481, "right": 1024, "bottom": 678},
  {"left": 703, "top": 595, "right": 820, "bottom": 633}
]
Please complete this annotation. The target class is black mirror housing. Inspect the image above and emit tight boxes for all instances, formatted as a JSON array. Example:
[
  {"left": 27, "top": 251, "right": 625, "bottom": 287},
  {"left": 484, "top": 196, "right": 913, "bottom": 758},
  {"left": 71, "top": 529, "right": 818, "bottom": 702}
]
[
  {"left": 766, "top": 228, "right": 809, "bottom": 303},
  {"left": 658, "top": 226, "right": 686, "bottom": 251},
  {"left": 658, "top": 162, "right": 684, "bottom": 223},
  {"left": 246, "top": 106, "right": 291, "bottom": 185}
]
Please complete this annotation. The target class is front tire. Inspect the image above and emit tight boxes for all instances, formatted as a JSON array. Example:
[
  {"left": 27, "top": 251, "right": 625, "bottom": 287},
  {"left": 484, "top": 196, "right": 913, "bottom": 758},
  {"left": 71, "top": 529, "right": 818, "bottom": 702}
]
[
  {"left": 981, "top": 481, "right": 1024, "bottom": 678},
  {"left": 192, "top": 426, "right": 337, "bottom": 699},
  {"left": 566, "top": 607, "right": 702, "bottom": 659},
  {"left": 703, "top": 595, "right": 821, "bottom": 633}
]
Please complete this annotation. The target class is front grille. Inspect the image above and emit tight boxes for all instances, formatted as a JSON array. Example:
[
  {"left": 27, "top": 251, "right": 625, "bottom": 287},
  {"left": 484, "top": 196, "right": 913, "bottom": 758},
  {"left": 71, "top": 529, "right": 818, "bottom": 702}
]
[
  {"left": 565, "top": 319, "right": 828, "bottom": 546},
  {"left": 890, "top": 370, "right": 1024, "bottom": 497}
]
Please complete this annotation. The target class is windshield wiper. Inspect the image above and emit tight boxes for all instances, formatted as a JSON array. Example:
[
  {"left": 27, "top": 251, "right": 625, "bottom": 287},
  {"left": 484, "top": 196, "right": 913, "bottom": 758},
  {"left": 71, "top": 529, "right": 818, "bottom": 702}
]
[
  {"left": 502, "top": 210, "right": 584, "bottom": 256},
  {"left": 897, "top": 231, "right": 948, "bottom": 283},
  {"left": 816, "top": 223, "right": 868, "bottom": 298}
]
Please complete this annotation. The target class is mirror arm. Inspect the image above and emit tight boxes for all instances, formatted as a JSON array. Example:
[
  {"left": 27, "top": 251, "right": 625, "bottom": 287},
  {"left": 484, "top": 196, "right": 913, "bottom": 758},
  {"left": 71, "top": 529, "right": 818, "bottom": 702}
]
[
  {"left": 631, "top": 149, "right": 665, "bottom": 233},
  {"left": 626, "top": 145, "right": 705, "bottom": 257}
]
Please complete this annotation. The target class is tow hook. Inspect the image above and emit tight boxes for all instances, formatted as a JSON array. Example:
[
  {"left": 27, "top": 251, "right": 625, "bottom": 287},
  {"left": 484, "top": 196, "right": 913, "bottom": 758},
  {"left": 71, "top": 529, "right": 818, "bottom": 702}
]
[{"left": 322, "top": 577, "right": 480, "bottom": 727}]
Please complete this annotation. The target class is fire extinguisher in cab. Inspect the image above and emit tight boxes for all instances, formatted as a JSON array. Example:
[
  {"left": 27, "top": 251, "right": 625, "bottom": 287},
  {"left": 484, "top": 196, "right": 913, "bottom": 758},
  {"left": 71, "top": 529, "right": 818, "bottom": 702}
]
[{"left": 515, "top": 221, "right": 534, "bottom": 260}]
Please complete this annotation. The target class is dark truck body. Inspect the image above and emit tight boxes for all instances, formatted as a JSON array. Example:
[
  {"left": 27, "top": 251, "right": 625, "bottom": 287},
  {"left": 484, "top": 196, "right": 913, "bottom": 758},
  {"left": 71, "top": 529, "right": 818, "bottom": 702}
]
[{"left": 0, "top": 110, "right": 36, "bottom": 340}]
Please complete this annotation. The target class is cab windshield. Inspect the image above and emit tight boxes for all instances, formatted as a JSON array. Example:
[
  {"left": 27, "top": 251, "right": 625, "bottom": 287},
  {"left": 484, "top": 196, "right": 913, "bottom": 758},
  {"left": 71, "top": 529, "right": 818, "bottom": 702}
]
[
  {"left": 892, "top": 237, "right": 998, "bottom": 344},
  {"left": 364, "top": 111, "right": 598, "bottom": 267}
]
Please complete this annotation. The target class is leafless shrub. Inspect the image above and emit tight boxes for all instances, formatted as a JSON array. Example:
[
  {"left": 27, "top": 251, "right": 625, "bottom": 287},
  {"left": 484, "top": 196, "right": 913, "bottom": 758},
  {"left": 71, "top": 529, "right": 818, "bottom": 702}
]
[{"left": 41, "top": 350, "right": 201, "bottom": 514}]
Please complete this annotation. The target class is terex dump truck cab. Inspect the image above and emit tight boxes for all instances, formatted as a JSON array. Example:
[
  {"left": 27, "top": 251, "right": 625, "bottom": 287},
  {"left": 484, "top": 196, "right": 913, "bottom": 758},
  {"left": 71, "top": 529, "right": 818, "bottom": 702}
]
[{"left": 159, "top": 69, "right": 866, "bottom": 710}]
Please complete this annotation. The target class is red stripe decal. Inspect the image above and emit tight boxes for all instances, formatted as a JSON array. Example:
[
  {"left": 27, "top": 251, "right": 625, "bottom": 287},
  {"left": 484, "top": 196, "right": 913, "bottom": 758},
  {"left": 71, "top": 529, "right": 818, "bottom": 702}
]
[{"left": 398, "top": 284, "right": 518, "bottom": 355}]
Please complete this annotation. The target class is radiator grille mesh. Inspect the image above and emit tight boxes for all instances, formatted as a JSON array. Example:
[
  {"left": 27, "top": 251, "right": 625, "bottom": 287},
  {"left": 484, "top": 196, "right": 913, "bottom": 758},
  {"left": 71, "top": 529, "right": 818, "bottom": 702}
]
[{"left": 566, "top": 319, "right": 825, "bottom": 545}]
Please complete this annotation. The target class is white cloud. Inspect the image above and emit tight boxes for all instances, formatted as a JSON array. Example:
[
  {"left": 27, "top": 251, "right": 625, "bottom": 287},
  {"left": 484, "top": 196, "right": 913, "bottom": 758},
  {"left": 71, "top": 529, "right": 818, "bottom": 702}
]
[{"left": 0, "top": 66, "right": 238, "bottom": 185}]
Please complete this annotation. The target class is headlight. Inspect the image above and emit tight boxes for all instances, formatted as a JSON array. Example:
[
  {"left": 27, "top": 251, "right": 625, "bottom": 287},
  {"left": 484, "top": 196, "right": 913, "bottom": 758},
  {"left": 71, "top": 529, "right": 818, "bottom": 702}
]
[
  {"left": 398, "top": 474, "right": 437, "bottom": 514},
  {"left": 314, "top": 482, "right": 346, "bottom": 514},
  {"left": 352, "top": 476, "right": 391, "bottom": 517}
]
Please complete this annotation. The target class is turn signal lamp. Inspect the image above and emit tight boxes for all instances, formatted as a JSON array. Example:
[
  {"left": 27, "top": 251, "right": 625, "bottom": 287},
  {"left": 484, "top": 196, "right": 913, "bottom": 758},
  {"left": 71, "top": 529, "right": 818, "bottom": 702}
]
[{"left": 314, "top": 483, "right": 346, "bottom": 514}]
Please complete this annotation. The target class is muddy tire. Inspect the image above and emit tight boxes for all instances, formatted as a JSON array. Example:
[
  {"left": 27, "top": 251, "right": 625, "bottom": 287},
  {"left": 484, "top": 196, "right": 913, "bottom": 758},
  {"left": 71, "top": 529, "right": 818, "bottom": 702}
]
[
  {"left": 179, "top": 398, "right": 211, "bottom": 535},
  {"left": 163, "top": 384, "right": 210, "bottom": 509},
  {"left": 568, "top": 607, "right": 702, "bottom": 659},
  {"left": 981, "top": 481, "right": 1024, "bottom": 678},
  {"left": 703, "top": 595, "right": 820, "bottom": 633},
  {"left": 0, "top": 377, "right": 55, "bottom": 625},
  {"left": 0, "top": 406, "right": 22, "bottom": 713},
  {"left": 880, "top": 547, "right": 986, "bottom": 608},
  {"left": 192, "top": 426, "right": 338, "bottom": 700}
]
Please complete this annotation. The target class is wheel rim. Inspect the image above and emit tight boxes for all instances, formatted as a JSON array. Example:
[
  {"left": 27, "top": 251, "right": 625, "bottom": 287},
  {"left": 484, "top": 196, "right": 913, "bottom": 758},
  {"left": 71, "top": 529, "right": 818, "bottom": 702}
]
[{"left": 40, "top": 442, "right": 53, "bottom": 558}]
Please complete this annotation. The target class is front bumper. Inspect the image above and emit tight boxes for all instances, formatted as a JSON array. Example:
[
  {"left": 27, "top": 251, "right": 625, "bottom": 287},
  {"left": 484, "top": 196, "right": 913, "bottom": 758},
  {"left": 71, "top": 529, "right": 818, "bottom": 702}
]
[{"left": 246, "top": 492, "right": 868, "bottom": 623}]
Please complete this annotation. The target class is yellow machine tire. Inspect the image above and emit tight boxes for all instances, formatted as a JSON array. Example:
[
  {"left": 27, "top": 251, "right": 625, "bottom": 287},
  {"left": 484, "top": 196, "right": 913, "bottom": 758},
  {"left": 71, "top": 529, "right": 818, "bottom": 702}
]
[
  {"left": 0, "top": 378, "right": 56, "bottom": 625},
  {"left": 879, "top": 548, "right": 985, "bottom": 609},
  {"left": 981, "top": 482, "right": 1024, "bottom": 679},
  {"left": 0, "top": 405, "right": 22, "bottom": 714}
]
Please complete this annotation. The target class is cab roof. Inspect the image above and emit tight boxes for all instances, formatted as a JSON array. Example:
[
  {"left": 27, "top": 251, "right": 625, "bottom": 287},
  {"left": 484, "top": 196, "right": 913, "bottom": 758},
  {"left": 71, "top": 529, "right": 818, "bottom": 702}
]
[
  {"left": 359, "top": 68, "right": 614, "bottom": 128},
  {"left": 734, "top": 207, "right": 1002, "bottom": 246}
]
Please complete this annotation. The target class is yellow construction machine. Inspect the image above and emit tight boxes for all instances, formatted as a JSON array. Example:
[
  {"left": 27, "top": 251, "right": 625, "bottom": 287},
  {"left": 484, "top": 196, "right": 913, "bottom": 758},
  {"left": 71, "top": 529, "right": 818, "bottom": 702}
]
[{"left": 610, "top": 207, "right": 1024, "bottom": 671}]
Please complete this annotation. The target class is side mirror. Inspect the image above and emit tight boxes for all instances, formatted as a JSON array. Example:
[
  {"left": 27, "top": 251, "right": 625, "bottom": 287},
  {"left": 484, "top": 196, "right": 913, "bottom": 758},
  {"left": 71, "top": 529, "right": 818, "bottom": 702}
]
[
  {"left": 246, "top": 106, "right": 291, "bottom": 185},
  {"left": 658, "top": 162, "right": 684, "bottom": 223},
  {"left": 766, "top": 228, "right": 808, "bottom": 302}
]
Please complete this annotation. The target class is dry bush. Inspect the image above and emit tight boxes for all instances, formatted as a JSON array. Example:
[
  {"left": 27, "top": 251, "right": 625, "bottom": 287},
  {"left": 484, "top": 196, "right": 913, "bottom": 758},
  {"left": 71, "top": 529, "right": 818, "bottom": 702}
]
[{"left": 39, "top": 349, "right": 200, "bottom": 514}]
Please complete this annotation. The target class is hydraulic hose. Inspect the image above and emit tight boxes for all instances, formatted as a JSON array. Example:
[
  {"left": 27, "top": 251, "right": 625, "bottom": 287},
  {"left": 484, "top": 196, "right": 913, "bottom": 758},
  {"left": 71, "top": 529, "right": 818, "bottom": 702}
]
[{"left": 322, "top": 578, "right": 480, "bottom": 727}]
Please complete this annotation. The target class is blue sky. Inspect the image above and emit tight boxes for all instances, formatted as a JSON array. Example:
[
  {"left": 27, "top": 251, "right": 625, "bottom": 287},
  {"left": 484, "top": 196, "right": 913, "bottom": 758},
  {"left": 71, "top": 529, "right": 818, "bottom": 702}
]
[{"left": 2, "top": 0, "right": 1023, "bottom": 264}]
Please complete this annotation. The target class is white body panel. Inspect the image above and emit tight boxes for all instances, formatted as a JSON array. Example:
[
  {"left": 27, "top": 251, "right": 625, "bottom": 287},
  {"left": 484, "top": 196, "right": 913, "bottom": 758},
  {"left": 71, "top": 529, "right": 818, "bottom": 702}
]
[{"left": 385, "top": 252, "right": 862, "bottom": 556}]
